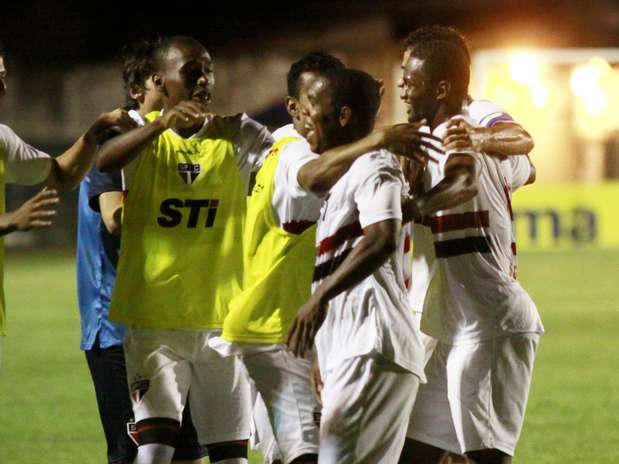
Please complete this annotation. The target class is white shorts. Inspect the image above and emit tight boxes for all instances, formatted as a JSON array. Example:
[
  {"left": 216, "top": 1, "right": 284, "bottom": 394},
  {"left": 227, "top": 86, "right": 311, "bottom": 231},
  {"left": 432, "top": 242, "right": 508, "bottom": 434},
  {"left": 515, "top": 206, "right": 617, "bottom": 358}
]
[
  {"left": 407, "top": 333, "right": 540, "bottom": 456},
  {"left": 243, "top": 348, "right": 319, "bottom": 463},
  {"left": 250, "top": 388, "right": 283, "bottom": 463},
  {"left": 319, "top": 355, "right": 420, "bottom": 464},
  {"left": 124, "top": 326, "right": 252, "bottom": 445}
]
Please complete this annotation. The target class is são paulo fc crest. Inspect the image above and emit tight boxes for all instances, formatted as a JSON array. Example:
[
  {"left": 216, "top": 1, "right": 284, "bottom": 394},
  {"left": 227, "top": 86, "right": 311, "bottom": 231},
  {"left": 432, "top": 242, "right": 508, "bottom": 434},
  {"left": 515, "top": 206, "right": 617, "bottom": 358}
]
[{"left": 178, "top": 163, "right": 201, "bottom": 185}]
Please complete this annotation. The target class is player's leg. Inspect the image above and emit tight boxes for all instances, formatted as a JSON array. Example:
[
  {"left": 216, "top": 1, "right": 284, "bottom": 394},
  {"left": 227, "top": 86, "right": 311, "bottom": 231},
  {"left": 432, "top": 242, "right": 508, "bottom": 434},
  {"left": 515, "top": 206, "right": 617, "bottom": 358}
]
[
  {"left": 172, "top": 392, "right": 208, "bottom": 463},
  {"left": 459, "top": 334, "right": 540, "bottom": 464},
  {"left": 319, "top": 355, "right": 419, "bottom": 464},
  {"left": 190, "top": 333, "right": 252, "bottom": 464},
  {"left": 85, "top": 343, "right": 137, "bottom": 464},
  {"left": 243, "top": 349, "right": 320, "bottom": 463},
  {"left": 401, "top": 341, "right": 461, "bottom": 464},
  {"left": 125, "top": 327, "right": 193, "bottom": 464},
  {"left": 251, "top": 388, "right": 283, "bottom": 464}
]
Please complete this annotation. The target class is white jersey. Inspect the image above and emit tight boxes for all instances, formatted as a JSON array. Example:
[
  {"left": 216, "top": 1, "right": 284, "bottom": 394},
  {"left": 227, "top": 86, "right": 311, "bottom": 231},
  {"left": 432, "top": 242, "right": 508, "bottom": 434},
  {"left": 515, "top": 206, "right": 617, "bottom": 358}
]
[
  {"left": 417, "top": 112, "right": 543, "bottom": 344},
  {"left": 313, "top": 149, "right": 426, "bottom": 380},
  {"left": 0, "top": 124, "right": 51, "bottom": 185},
  {"left": 271, "top": 124, "right": 323, "bottom": 230},
  {"left": 407, "top": 99, "right": 529, "bottom": 314}
]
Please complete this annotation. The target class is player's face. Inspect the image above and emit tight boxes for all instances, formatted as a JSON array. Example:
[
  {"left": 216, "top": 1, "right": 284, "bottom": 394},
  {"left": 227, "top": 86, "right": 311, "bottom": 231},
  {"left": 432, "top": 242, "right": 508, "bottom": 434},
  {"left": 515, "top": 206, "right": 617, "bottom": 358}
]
[
  {"left": 0, "top": 57, "right": 7, "bottom": 101},
  {"left": 289, "top": 71, "right": 320, "bottom": 137},
  {"left": 399, "top": 49, "right": 437, "bottom": 123},
  {"left": 299, "top": 76, "right": 340, "bottom": 154},
  {"left": 141, "top": 76, "right": 164, "bottom": 116},
  {"left": 158, "top": 45, "right": 214, "bottom": 109}
]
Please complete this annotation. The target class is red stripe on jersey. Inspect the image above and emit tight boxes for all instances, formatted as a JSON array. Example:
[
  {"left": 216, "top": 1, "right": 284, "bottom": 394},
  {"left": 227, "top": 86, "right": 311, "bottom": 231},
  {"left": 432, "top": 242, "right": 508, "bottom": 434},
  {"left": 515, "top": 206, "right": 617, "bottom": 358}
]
[
  {"left": 502, "top": 181, "right": 514, "bottom": 220},
  {"left": 404, "top": 277, "right": 411, "bottom": 289},
  {"left": 511, "top": 242, "right": 517, "bottom": 255},
  {"left": 282, "top": 220, "right": 315, "bottom": 235},
  {"left": 317, "top": 221, "right": 363, "bottom": 256},
  {"left": 430, "top": 211, "right": 489, "bottom": 234},
  {"left": 403, "top": 235, "right": 411, "bottom": 254}
]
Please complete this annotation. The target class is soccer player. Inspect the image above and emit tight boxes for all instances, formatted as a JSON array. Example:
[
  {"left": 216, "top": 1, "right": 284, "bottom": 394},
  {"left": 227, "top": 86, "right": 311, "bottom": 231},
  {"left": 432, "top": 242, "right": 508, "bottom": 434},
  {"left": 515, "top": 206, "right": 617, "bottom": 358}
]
[
  {"left": 212, "top": 52, "right": 435, "bottom": 464},
  {"left": 287, "top": 67, "right": 427, "bottom": 464},
  {"left": 0, "top": 40, "right": 132, "bottom": 363},
  {"left": 97, "top": 36, "right": 272, "bottom": 464},
  {"left": 77, "top": 39, "right": 206, "bottom": 464},
  {"left": 397, "top": 27, "right": 543, "bottom": 464}
]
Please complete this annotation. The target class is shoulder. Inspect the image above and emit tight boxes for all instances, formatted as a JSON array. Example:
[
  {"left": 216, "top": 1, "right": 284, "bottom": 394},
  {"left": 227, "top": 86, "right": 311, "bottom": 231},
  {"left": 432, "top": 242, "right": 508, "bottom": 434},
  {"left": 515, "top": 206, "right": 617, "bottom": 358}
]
[
  {"left": 467, "top": 99, "right": 514, "bottom": 127},
  {"left": 351, "top": 149, "right": 402, "bottom": 178}
]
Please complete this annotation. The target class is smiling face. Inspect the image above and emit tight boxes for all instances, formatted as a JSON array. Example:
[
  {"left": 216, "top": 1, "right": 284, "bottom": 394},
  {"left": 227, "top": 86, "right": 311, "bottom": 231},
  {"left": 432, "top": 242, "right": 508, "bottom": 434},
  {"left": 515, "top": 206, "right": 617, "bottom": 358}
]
[
  {"left": 398, "top": 48, "right": 438, "bottom": 124},
  {"left": 157, "top": 42, "right": 214, "bottom": 110},
  {"left": 286, "top": 70, "right": 320, "bottom": 137},
  {"left": 298, "top": 75, "right": 341, "bottom": 154}
]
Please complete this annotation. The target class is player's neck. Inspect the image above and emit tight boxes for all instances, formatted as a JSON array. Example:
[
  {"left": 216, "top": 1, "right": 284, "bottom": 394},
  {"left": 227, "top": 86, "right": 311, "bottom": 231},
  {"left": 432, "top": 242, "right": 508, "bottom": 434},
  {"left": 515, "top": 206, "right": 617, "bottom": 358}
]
[{"left": 430, "top": 99, "right": 465, "bottom": 130}]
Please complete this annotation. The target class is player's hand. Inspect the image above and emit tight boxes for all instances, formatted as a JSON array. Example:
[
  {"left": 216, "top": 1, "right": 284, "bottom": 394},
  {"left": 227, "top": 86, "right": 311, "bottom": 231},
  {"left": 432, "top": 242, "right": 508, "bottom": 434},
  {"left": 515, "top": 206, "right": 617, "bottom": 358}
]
[
  {"left": 7, "top": 188, "right": 59, "bottom": 232},
  {"left": 88, "top": 109, "right": 138, "bottom": 145},
  {"left": 376, "top": 120, "right": 442, "bottom": 164},
  {"left": 286, "top": 296, "right": 328, "bottom": 358},
  {"left": 444, "top": 116, "right": 477, "bottom": 155},
  {"left": 160, "top": 101, "right": 209, "bottom": 131}
]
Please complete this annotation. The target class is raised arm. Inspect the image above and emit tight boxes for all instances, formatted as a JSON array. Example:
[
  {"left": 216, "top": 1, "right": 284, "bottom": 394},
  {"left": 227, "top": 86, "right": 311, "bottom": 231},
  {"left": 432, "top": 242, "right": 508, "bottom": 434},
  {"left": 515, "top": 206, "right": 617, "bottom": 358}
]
[
  {"left": 287, "top": 218, "right": 400, "bottom": 357},
  {"left": 458, "top": 120, "right": 533, "bottom": 158},
  {"left": 97, "top": 101, "right": 208, "bottom": 172},
  {"left": 45, "top": 109, "right": 135, "bottom": 191},
  {"left": 298, "top": 122, "right": 440, "bottom": 194}
]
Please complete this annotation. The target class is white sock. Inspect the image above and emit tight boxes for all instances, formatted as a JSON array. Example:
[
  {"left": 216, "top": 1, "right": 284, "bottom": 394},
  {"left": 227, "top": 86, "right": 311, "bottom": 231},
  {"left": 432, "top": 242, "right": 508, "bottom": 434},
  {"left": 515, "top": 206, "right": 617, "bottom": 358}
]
[{"left": 134, "top": 443, "right": 176, "bottom": 464}]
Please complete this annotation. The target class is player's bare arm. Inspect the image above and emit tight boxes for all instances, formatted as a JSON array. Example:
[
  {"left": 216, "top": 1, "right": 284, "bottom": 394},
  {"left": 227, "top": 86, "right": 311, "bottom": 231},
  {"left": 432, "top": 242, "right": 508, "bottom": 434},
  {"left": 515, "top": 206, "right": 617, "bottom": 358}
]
[
  {"left": 457, "top": 118, "right": 534, "bottom": 158},
  {"left": 99, "top": 191, "right": 124, "bottom": 235},
  {"left": 402, "top": 121, "right": 479, "bottom": 221},
  {"left": 44, "top": 109, "right": 135, "bottom": 191},
  {"left": 97, "top": 101, "right": 207, "bottom": 172},
  {"left": 297, "top": 122, "right": 441, "bottom": 194},
  {"left": 0, "top": 187, "right": 59, "bottom": 236},
  {"left": 287, "top": 218, "right": 400, "bottom": 357}
]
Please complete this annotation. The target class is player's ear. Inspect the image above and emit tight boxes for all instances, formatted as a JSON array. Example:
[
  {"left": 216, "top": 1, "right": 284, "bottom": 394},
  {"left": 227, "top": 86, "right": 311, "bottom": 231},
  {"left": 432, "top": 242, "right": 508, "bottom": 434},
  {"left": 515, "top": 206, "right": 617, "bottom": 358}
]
[
  {"left": 152, "top": 73, "right": 164, "bottom": 89},
  {"left": 436, "top": 80, "right": 451, "bottom": 101},
  {"left": 339, "top": 106, "right": 352, "bottom": 128},
  {"left": 285, "top": 96, "right": 299, "bottom": 119},
  {"left": 128, "top": 85, "right": 145, "bottom": 103}
]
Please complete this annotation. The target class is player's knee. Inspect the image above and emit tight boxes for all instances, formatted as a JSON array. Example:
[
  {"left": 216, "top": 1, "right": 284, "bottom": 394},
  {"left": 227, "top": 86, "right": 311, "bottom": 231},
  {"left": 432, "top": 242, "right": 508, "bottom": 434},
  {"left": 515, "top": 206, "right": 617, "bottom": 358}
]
[
  {"left": 398, "top": 437, "right": 447, "bottom": 464},
  {"left": 206, "top": 439, "right": 248, "bottom": 463},
  {"left": 465, "top": 449, "right": 511, "bottom": 464},
  {"left": 129, "top": 417, "right": 181, "bottom": 448}
]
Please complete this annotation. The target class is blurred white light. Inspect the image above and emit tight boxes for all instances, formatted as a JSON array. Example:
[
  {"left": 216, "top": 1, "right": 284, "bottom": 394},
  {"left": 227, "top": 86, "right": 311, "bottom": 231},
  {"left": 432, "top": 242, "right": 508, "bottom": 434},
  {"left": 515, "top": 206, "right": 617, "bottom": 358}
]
[
  {"left": 583, "top": 89, "right": 609, "bottom": 116},
  {"left": 570, "top": 64, "right": 600, "bottom": 97},
  {"left": 531, "top": 83, "right": 549, "bottom": 108},
  {"left": 509, "top": 53, "right": 540, "bottom": 85}
]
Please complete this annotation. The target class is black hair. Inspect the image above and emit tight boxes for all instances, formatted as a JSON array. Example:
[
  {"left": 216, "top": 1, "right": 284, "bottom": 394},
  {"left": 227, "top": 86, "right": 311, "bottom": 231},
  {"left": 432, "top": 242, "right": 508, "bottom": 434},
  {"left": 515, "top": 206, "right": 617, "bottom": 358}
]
[
  {"left": 0, "top": 40, "right": 5, "bottom": 57},
  {"left": 152, "top": 35, "right": 207, "bottom": 72},
  {"left": 121, "top": 38, "right": 161, "bottom": 110},
  {"left": 404, "top": 25, "right": 470, "bottom": 101},
  {"left": 323, "top": 67, "right": 382, "bottom": 136},
  {"left": 287, "top": 52, "right": 345, "bottom": 98}
]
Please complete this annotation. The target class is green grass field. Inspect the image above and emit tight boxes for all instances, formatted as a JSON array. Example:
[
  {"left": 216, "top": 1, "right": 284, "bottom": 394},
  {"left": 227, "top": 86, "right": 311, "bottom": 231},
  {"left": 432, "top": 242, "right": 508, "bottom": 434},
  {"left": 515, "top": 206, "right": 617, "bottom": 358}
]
[{"left": 0, "top": 249, "right": 617, "bottom": 463}]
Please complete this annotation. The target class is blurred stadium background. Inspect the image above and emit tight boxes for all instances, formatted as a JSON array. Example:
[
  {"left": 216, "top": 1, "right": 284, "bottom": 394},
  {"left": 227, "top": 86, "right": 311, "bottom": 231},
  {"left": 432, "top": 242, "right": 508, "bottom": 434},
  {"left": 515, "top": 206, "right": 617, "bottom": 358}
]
[{"left": 1, "top": 1, "right": 618, "bottom": 462}]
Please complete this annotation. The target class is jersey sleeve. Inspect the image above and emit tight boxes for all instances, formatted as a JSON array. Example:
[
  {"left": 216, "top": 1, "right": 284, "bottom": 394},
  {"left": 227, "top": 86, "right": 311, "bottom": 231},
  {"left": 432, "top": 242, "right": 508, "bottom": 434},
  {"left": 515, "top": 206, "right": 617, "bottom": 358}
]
[
  {"left": 468, "top": 99, "right": 517, "bottom": 128},
  {"left": 354, "top": 153, "right": 403, "bottom": 228},
  {"left": 277, "top": 140, "right": 319, "bottom": 198},
  {"left": 87, "top": 165, "right": 124, "bottom": 212},
  {"left": 0, "top": 124, "right": 52, "bottom": 185},
  {"left": 231, "top": 113, "right": 274, "bottom": 173},
  {"left": 509, "top": 155, "right": 532, "bottom": 191}
]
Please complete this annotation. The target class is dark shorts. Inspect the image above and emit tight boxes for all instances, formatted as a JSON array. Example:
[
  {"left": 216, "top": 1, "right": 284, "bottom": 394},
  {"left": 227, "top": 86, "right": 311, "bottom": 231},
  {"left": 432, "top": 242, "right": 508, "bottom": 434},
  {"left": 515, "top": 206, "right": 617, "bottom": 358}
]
[{"left": 85, "top": 343, "right": 208, "bottom": 464}]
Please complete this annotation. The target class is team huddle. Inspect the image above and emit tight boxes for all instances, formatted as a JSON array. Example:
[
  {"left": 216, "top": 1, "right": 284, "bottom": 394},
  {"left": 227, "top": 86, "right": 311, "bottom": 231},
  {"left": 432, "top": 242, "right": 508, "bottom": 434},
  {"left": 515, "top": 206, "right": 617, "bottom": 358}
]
[{"left": 0, "top": 25, "right": 543, "bottom": 464}]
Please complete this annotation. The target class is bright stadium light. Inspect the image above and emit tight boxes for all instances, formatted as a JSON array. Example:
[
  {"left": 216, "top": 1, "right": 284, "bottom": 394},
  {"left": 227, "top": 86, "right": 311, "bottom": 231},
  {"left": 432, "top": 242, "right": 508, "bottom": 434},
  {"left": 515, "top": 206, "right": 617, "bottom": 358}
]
[
  {"left": 582, "top": 88, "right": 609, "bottom": 116},
  {"left": 570, "top": 64, "right": 600, "bottom": 97},
  {"left": 531, "top": 83, "right": 549, "bottom": 108},
  {"left": 509, "top": 53, "right": 540, "bottom": 85}
]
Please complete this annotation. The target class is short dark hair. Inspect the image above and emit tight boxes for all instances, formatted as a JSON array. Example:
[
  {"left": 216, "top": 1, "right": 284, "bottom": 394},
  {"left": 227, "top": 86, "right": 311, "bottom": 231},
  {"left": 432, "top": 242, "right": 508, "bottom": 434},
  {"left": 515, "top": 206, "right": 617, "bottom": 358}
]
[
  {"left": 323, "top": 67, "right": 382, "bottom": 136},
  {"left": 287, "top": 52, "right": 345, "bottom": 98},
  {"left": 0, "top": 40, "right": 5, "bottom": 57},
  {"left": 404, "top": 25, "right": 470, "bottom": 101},
  {"left": 152, "top": 35, "right": 206, "bottom": 72},
  {"left": 121, "top": 38, "right": 160, "bottom": 110}
]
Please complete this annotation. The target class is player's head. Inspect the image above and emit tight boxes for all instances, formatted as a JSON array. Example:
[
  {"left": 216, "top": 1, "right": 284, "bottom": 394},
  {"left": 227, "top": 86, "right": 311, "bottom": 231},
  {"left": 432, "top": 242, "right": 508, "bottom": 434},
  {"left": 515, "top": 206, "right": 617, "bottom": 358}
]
[
  {"left": 122, "top": 38, "right": 164, "bottom": 115},
  {"left": 399, "top": 25, "right": 470, "bottom": 124},
  {"left": 285, "top": 52, "right": 345, "bottom": 135},
  {"left": 151, "top": 36, "right": 214, "bottom": 110},
  {"left": 299, "top": 67, "right": 381, "bottom": 153},
  {"left": 0, "top": 40, "right": 7, "bottom": 100}
]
